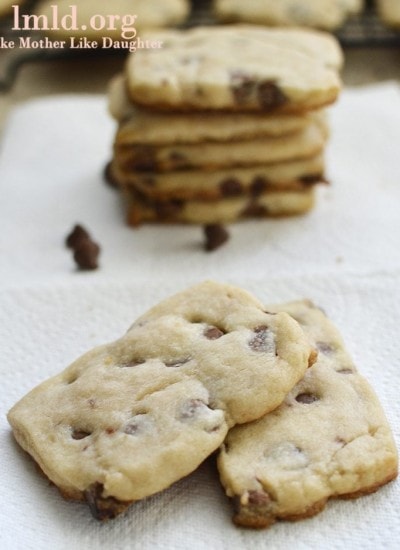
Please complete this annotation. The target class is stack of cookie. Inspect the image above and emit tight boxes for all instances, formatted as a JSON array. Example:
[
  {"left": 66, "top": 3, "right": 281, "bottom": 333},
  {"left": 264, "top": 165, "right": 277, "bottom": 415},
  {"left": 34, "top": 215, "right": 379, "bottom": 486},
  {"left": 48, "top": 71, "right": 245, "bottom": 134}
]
[{"left": 108, "top": 26, "right": 343, "bottom": 225}]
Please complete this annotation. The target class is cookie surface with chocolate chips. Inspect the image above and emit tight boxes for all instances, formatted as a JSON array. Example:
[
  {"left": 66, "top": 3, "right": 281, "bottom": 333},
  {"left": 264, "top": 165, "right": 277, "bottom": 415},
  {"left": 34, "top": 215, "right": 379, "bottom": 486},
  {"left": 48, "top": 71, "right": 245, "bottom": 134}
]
[
  {"left": 112, "top": 154, "right": 325, "bottom": 201},
  {"left": 114, "top": 117, "right": 328, "bottom": 172},
  {"left": 126, "top": 26, "right": 342, "bottom": 112},
  {"left": 125, "top": 188, "right": 315, "bottom": 226},
  {"left": 7, "top": 282, "right": 314, "bottom": 519},
  {"left": 218, "top": 300, "right": 398, "bottom": 528}
]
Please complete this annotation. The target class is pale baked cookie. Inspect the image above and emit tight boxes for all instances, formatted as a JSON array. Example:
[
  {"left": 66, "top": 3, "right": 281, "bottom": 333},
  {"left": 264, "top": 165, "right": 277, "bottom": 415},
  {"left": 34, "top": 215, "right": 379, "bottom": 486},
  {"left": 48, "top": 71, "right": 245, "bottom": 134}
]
[
  {"left": 8, "top": 282, "right": 315, "bottom": 520},
  {"left": 214, "top": 0, "right": 363, "bottom": 30},
  {"left": 109, "top": 75, "right": 319, "bottom": 139},
  {"left": 124, "top": 188, "right": 315, "bottom": 225},
  {"left": 218, "top": 300, "right": 398, "bottom": 529},
  {"left": 34, "top": 0, "right": 190, "bottom": 40},
  {"left": 111, "top": 154, "right": 325, "bottom": 201},
  {"left": 114, "top": 118, "right": 328, "bottom": 172},
  {"left": 125, "top": 26, "right": 343, "bottom": 112},
  {"left": 377, "top": 0, "right": 400, "bottom": 28}
]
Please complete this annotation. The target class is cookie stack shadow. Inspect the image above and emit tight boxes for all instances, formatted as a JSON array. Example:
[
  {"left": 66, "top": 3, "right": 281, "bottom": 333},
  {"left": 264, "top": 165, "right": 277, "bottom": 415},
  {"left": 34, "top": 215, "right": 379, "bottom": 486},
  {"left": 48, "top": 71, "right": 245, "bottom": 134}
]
[{"left": 107, "top": 26, "right": 344, "bottom": 226}]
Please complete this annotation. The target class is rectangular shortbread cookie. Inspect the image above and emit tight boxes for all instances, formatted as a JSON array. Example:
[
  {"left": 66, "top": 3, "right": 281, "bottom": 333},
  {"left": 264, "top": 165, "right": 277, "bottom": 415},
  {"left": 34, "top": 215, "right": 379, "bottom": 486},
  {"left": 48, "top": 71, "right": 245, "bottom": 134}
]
[
  {"left": 111, "top": 154, "right": 325, "bottom": 201},
  {"left": 218, "top": 300, "right": 398, "bottom": 528},
  {"left": 109, "top": 74, "right": 319, "bottom": 140},
  {"left": 125, "top": 26, "right": 342, "bottom": 112},
  {"left": 124, "top": 188, "right": 315, "bottom": 225},
  {"left": 7, "top": 282, "right": 314, "bottom": 520},
  {"left": 113, "top": 119, "right": 328, "bottom": 172}
]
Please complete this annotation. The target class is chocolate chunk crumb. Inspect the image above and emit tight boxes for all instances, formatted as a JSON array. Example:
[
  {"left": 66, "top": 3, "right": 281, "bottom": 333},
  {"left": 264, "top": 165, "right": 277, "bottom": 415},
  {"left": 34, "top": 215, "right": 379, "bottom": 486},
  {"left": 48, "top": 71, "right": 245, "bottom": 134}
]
[
  {"left": 257, "top": 81, "right": 287, "bottom": 111},
  {"left": 203, "top": 224, "right": 230, "bottom": 252},
  {"left": 65, "top": 224, "right": 90, "bottom": 249},
  {"left": 73, "top": 239, "right": 100, "bottom": 271}
]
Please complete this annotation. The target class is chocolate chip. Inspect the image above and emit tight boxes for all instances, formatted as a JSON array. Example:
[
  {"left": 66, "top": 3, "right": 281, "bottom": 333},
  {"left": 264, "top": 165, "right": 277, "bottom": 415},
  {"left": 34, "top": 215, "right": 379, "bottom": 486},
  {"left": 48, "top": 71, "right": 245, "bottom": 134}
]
[
  {"left": 65, "top": 224, "right": 90, "bottom": 249},
  {"left": 299, "top": 174, "right": 325, "bottom": 186},
  {"left": 73, "top": 239, "right": 100, "bottom": 270},
  {"left": 203, "top": 224, "right": 230, "bottom": 252},
  {"left": 169, "top": 151, "right": 187, "bottom": 164},
  {"left": 230, "top": 71, "right": 256, "bottom": 104},
  {"left": 165, "top": 357, "right": 191, "bottom": 368},
  {"left": 84, "top": 483, "right": 130, "bottom": 521},
  {"left": 154, "top": 199, "right": 184, "bottom": 220},
  {"left": 71, "top": 429, "right": 91, "bottom": 440},
  {"left": 241, "top": 202, "right": 268, "bottom": 218},
  {"left": 103, "top": 161, "right": 119, "bottom": 189},
  {"left": 180, "top": 399, "right": 208, "bottom": 419},
  {"left": 124, "top": 415, "right": 151, "bottom": 436},
  {"left": 248, "top": 490, "right": 271, "bottom": 507},
  {"left": 316, "top": 342, "right": 335, "bottom": 354},
  {"left": 257, "top": 81, "right": 287, "bottom": 111},
  {"left": 295, "top": 393, "right": 319, "bottom": 404},
  {"left": 141, "top": 176, "right": 156, "bottom": 187},
  {"left": 249, "top": 326, "right": 274, "bottom": 353},
  {"left": 66, "top": 374, "right": 78, "bottom": 385},
  {"left": 250, "top": 177, "right": 269, "bottom": 197},
  {"left": 204, "top": 327, "right": 224, "bottom": 340},
  {"left": 219, "top": 178, "right": 243, "bottom": 197},
  {"left": 133, "top": 147, "right": 156, "bottom": 171},
  {"left": 120, "top": 359, "right": 145, "bottom": 368}
]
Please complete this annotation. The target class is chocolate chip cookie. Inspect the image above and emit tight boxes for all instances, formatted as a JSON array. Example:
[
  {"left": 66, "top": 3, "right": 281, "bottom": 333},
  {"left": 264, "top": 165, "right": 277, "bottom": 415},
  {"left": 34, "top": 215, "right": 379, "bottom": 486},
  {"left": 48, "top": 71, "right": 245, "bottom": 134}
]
[
  {"left": 8, "top": 282, "right": 314, "bottom": 519},
  {"left": 125, "top": 26, "right": 342, "bottom": 112},
  {"left": 218, "top": 300, "right": 398, "bottom": 528}
]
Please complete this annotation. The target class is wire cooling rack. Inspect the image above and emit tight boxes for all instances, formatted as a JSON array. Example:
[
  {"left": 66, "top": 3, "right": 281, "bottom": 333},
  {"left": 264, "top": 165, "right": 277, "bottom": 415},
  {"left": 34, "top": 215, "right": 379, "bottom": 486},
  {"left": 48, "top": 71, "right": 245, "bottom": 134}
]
[{"left": 1, "top": 0, "right": 400, "bottom": 91}]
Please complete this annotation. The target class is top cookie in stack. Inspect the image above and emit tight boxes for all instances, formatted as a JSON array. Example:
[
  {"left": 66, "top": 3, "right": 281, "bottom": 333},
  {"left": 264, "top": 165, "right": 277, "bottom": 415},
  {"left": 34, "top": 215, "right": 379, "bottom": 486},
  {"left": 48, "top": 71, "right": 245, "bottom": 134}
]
[{"left": 108, "top": 26, "right": 343, "bottom": 226}]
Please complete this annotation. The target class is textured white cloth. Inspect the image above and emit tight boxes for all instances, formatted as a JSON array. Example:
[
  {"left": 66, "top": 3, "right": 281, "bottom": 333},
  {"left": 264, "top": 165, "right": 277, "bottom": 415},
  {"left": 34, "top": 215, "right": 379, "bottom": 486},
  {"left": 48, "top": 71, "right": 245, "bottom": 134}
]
[{"left": 0, "top": 84, "right": 400, "bottom": 549}]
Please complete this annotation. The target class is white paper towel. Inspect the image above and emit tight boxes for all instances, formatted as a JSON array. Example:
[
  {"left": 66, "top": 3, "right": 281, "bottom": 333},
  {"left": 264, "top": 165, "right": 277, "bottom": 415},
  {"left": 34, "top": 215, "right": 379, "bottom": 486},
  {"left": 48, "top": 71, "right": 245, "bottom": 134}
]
[
  {"left": 0, "top": 84, "right": 400, "bottom": 289},
  {"left": 1, "top": 84, "right": 400, "bottom": 549},
  {"left": 0, "top": 273, "right": 400, "bottom": 550}
]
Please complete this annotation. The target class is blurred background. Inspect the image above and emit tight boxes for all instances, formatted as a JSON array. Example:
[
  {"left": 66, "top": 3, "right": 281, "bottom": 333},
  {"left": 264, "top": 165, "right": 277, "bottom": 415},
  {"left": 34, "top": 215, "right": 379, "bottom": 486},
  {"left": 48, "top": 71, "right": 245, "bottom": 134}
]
[{"left": 0, "top": 0, "right": 400, "bottom": 135}]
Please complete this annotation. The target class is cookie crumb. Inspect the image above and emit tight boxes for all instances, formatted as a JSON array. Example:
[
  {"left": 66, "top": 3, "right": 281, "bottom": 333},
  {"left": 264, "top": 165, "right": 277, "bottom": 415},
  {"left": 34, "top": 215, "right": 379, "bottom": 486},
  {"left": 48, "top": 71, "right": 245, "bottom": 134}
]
[
  {"left": 203, "top": 224, "right": 230, "bottom": 252},
  {"left": 65, "top": 224, "right": 101, "bottom": 270},
  {"left": 65, "top": 224, "right": 90, "bottom": 249},
  {"left": 73, "top": 239, "right": 100, "bottom": 271}
]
